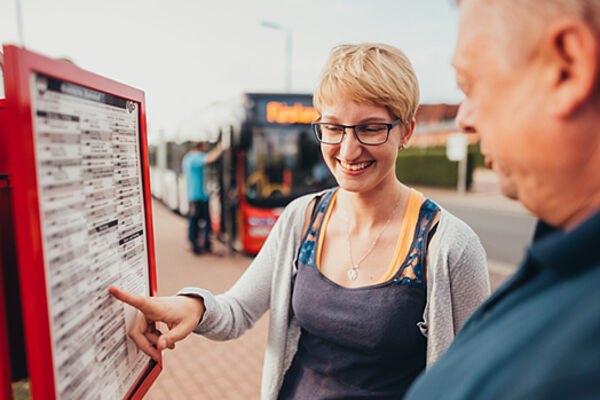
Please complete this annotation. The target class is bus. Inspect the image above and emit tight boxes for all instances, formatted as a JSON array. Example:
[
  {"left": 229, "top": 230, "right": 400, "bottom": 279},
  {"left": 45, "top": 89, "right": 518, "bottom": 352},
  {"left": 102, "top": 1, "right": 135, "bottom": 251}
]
[{"left": 150, "top": 93, "right": 336, "bottom": 254}]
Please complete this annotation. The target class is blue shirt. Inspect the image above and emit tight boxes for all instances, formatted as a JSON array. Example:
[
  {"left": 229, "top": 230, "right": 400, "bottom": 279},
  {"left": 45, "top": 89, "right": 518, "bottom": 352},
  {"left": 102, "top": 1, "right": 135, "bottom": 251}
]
[
  {"left": 405, "top": 210, "right": 600, "bottom": 400},
  {"left": 182, "top": 151, "right": 208, "bottom": 201}
]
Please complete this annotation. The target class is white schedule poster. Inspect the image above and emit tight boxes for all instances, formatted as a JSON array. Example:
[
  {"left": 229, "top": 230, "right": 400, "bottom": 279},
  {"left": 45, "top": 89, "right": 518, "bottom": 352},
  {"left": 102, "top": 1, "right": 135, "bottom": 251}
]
[{"left": 30, "top": 72, "right": 151, "bottom": 399}]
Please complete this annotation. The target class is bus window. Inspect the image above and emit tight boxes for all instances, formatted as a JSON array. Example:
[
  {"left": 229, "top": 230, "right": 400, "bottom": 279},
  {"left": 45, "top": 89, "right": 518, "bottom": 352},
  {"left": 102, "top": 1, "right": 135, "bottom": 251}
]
[
  {"left": 245, "top": 125, "right": 335, "bottom": 205},
  {"left": 166, "top": 142, "right": 187, "bottom": 174},
  {"left": 148, "top": 145, "right": 157, "bottom": 167}
]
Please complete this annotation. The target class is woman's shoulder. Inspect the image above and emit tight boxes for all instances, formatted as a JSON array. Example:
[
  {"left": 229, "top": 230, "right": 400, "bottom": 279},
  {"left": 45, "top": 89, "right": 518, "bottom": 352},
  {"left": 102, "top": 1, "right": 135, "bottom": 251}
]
[
  {"left": 428, "top": 205, "right": 489, "bottom": 291},
  {"left": 435, "top": 205, "right": 481, "bottom": 242},
  {"left": 429, "top": 204, "right": 486, "bottom": 262},
  {"left": 283, "top": 188, "right": 337, "bottom": 217}
]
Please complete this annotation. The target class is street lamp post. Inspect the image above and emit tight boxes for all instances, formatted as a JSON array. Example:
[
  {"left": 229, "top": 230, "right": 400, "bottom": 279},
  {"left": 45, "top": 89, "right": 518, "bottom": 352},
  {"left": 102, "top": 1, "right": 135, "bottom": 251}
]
[
  {"left": 15, "top": 0, "right": 26, "bottom": 47},
  {"left": 260, "top": 20, "right": 292, "bottom": 92}
]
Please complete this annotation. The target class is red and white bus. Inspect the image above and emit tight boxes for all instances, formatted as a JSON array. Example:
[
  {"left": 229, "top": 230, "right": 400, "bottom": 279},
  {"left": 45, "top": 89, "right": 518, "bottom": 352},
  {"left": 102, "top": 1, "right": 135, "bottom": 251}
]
[{"left": 150, "top": 93, "right": 336, "bottom": 254}]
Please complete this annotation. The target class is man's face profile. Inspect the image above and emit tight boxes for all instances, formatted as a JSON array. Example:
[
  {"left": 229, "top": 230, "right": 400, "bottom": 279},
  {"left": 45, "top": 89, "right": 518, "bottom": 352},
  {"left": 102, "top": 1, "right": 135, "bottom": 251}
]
[{"left": 453, "top": 0, "right": 543, "bottom": 203}]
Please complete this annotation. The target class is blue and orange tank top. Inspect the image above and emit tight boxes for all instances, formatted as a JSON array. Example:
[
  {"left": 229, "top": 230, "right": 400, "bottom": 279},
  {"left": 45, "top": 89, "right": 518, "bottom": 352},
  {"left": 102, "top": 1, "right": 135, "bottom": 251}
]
[{"left": 279, "top": 188, "right": 440, "bottom": 399}]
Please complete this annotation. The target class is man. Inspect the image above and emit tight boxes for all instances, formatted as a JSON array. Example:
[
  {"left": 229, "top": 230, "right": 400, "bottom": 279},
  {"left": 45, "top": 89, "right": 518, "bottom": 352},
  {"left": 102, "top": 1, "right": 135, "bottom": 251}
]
[
  {"left": 182, "top": 141, "right": 222, "bottom": 255},
  {"left": 406, "top": 0, "right": 600, "bottom": 398}
]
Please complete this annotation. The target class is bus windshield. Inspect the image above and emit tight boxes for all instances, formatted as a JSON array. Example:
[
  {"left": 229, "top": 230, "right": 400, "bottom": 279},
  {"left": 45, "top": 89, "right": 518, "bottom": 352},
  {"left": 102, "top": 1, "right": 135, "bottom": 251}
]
[{"left": 245, "top": 125, "right": 336, "bottom": 206}]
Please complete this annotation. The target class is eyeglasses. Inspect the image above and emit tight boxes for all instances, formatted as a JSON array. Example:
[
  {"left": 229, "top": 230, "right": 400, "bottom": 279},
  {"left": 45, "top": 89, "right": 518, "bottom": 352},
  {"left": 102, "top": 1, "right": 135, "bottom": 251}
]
[{"left": 312, "top": 119, "right": 403, "bottom": 145}]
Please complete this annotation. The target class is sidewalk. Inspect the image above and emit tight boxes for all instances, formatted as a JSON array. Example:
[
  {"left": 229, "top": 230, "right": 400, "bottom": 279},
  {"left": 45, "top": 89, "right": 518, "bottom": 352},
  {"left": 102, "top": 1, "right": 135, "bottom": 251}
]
[
  {"left": 145, "top": 201, "right": 264, "bottom": 399},
  {"left": 418, "top": 168, "right": 531, "bottom": 217}
]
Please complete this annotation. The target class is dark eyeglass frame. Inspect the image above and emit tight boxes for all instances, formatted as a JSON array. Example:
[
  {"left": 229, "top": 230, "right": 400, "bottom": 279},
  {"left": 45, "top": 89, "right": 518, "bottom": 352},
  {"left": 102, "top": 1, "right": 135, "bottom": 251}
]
[{"left": 311, "top": 119, "right": 403, "bottom": 145}]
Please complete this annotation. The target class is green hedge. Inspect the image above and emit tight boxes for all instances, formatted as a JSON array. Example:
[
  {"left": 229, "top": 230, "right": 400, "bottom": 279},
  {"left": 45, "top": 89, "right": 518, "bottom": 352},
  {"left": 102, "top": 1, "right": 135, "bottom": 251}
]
[{"left": 395, "top": 144, "right": 486, "bottom": 189}]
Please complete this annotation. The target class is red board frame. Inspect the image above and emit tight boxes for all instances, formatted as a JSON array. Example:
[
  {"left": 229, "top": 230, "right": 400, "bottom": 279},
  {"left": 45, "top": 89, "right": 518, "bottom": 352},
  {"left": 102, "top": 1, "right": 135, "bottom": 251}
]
[
  {"left": 0, "top": 45, "right": 161, "bottom": 399},
  {"left": 0, "top": 96, "right": 13, "bottom": 400},
  {"left": 0, "top": 176, "right": 13, "bottom": 400},
  {"left": 0, "top": 262, "right": 13, "bottom": 400}
]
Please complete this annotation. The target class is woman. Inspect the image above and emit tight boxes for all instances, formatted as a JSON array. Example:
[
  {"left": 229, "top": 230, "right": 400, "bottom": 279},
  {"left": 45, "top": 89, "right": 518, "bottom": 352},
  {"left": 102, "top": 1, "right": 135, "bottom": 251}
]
[{"left": 110, "top": 43, "right": 490, "bottom": 399}]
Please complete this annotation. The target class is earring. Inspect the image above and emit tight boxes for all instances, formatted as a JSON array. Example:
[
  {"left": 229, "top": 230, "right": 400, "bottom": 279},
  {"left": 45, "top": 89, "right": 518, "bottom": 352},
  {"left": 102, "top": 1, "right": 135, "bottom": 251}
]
[{"left": 399, "top": 143, "right": 406, "bottom": 151}]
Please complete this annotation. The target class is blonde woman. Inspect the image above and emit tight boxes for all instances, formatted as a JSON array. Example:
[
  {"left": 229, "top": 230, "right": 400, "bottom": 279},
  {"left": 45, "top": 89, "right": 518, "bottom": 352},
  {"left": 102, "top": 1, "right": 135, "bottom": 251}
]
[{"left": 111, "top": 43, "right": 490, "bottom": 399}]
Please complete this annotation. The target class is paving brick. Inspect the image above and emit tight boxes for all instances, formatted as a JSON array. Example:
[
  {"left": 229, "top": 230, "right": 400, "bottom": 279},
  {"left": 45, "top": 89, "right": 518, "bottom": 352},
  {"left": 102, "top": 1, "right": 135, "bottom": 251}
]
[{"left": 145, "top": 201, "right": 264, "bottom": 399}]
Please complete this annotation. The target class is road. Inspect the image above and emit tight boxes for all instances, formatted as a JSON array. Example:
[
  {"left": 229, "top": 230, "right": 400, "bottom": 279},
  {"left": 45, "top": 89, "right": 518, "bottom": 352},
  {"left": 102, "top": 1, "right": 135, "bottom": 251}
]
[
  {"left": 420, "top": 188, "right": 538, "bottom": 267},
  {"left": 440, "top": 203, "right": 537, "bottom": 266}
]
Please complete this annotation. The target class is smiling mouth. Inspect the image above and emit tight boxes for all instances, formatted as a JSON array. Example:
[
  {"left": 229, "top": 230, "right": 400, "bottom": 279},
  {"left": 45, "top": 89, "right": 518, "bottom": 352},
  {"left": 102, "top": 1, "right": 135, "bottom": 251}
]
[{"left": 338, "top": 159, "right": 375, "bottom": 171}]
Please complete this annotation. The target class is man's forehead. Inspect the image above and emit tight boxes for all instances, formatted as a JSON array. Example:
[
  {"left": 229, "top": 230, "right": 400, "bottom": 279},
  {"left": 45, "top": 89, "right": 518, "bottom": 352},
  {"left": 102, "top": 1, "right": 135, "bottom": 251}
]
[
  {"left": 452, "top": 15, "right": 482, "bottom": 72},
  {"left": 457, "top": 0, "right": 500, "bottom": 31},
  {"left": 453, "top": 0, "right": 503, "bottom": 66}
]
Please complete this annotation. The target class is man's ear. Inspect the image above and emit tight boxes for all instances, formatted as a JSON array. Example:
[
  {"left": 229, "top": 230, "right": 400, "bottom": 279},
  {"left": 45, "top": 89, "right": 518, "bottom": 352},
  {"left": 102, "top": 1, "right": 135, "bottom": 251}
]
[
  {"left": 401, "top": 118, "right": 417, "bottom": 148},
  {"left": 546, "top": 19, "right": 600, "bottom": 117}
]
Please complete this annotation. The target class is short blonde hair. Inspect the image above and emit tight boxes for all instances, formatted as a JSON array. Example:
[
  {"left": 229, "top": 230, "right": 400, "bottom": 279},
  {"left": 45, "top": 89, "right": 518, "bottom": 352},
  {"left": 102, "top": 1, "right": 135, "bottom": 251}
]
[{"left": 313, "top": 43, "right": 420, "bottom": 124}]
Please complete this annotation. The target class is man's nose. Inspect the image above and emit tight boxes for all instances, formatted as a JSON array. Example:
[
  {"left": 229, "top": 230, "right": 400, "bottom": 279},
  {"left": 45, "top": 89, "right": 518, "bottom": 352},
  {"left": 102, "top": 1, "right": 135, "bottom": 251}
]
[{"left": 456, "top": 98, "right": 477, "bottom": 134}]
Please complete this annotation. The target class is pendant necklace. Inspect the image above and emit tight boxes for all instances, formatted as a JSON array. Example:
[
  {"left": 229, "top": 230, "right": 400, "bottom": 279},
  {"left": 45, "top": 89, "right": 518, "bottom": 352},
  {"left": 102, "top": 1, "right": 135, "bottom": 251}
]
[{"left": 345, "top": 195, "right": 402, "bottom": 281}]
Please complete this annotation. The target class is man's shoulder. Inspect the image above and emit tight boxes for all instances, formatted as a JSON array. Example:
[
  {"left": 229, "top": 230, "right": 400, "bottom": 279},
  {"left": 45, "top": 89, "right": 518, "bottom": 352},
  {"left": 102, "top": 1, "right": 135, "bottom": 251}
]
[
  {"left": 491, "top": 262, "right": 600, "bottom": 374},
  {"left": 512, "top": 271, "right": 600, "bottom": 397},
  {"left": 406, "top": 264, "right": 600, "bottom": 399}
]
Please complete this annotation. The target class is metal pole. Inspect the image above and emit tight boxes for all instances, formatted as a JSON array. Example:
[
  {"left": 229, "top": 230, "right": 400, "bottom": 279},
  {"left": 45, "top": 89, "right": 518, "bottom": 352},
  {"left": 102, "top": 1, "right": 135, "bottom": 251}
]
[
  {"left": 457, "top": 156, "right": 467, "bottom": 195},
  {"left": 15, "top": 0, "right": 25, "bottom": 47},
  {"left": 284, "top": 28, "right": 292, "bottom": 92},
  {"left": 260, "top": 21, "right": 292, "bottom": 93}
]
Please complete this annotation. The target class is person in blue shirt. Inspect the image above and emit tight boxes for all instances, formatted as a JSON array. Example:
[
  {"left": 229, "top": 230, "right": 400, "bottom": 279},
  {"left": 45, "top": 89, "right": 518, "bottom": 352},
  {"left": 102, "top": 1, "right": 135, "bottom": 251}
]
[
  {"left": 182, "top": 141, "right": 222, "bottom": 255},
  {"left": 405, "top": 0, "right": 600, "bottom": 399}
]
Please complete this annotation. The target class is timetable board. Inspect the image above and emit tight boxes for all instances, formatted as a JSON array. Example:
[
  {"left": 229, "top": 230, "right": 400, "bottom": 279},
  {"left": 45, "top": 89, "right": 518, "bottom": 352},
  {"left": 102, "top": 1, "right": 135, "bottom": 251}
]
[
  {"left": 0, "top": 45, "right": 160, "bottom": 399},
  {"left": 31, "top": 73, "right": 150, "bottom": 399}
]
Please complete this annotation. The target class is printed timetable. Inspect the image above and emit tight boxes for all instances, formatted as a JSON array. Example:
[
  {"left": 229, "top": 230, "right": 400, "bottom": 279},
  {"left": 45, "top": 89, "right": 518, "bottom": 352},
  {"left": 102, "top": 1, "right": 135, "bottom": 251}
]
[{"left": 30, "top": 72, "right": 150, "bottom": 399}]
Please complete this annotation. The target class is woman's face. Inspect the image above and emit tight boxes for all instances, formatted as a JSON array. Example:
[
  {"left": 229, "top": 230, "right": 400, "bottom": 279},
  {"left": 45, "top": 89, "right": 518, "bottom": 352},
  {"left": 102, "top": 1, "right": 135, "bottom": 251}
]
[{"left": 319, "top": 95, "right": 407, "bottom": 194}]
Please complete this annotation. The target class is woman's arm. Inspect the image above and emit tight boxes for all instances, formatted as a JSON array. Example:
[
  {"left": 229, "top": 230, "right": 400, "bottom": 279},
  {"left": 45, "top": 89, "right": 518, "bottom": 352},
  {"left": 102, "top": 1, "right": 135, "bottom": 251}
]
[
  {"left": 424, "top": 209, "right": 490, "bottom": 365},
  {"left": 178, "top": 194, "right": 315, "bottom": 340},
  {"left": 447, "top": 232, "right": 490, "bottom": 332},
  {"left": 110, "top": 194, "right": 314, "bottom": 359},
  {"left": 178, "top": 209, "right": 286, "bottom": 340}
]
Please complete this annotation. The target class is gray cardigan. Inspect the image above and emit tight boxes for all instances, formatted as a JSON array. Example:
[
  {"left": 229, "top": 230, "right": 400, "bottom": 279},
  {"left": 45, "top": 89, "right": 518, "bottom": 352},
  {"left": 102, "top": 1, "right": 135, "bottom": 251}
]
[{"left": 179, "top": 192, "right": 490, "bottom": 400}]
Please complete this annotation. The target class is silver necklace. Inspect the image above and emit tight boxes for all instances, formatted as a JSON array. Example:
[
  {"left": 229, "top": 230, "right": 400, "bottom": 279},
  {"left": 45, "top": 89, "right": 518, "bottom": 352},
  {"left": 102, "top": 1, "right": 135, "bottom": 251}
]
[{"left": 344, "top": 196, "right": 402, "bottom": 281}]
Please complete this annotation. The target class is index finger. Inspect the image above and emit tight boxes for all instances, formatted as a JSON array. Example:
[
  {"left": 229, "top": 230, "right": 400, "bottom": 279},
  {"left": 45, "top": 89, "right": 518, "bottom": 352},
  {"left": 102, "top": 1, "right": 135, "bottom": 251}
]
[{"left": 109, "top": 286, "right": 150, "bottom": 313}]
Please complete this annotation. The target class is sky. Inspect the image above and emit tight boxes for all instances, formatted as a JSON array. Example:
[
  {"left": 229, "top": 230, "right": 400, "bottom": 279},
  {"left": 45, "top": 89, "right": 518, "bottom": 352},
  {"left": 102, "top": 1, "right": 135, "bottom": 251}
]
[{"left": 0, "top": 0, "right": 464, "bottom": 141}]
